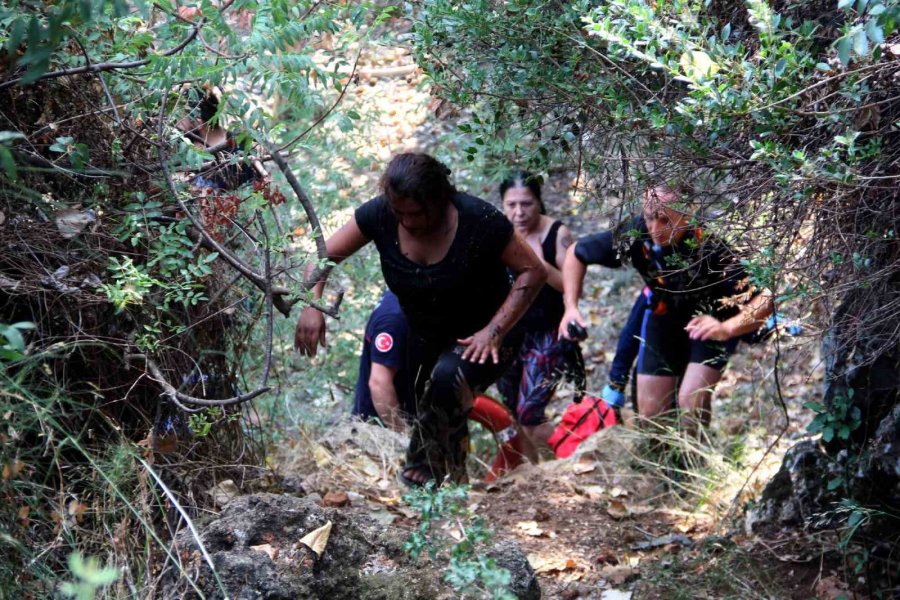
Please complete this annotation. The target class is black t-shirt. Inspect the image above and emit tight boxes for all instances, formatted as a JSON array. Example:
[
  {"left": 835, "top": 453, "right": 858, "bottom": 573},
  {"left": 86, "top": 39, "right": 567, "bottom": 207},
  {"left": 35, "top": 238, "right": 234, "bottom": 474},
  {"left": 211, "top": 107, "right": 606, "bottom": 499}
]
[
  {"left": 574, "top": 216, "right": 752, "bottom": 319},
  {"left": 355, "top": 192, "right": 514, "bottom": 341}
]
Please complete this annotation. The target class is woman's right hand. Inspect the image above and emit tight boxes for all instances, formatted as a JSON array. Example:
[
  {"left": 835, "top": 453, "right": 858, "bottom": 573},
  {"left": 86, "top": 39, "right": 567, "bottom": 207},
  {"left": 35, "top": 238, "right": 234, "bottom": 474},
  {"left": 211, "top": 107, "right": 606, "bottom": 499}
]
[
  {"left": 295, "top": 307, "right": 326, "bottom": 356},
  {"left": 558, "top": 306, "right": 587, "bottom": 340}
]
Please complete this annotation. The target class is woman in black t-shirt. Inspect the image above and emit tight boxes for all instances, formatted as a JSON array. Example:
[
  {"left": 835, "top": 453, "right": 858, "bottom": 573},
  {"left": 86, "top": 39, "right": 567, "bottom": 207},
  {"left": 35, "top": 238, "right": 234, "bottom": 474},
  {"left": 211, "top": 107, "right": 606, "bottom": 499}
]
[{"left": 295, "top": 153, "right": 547, "bottom": 486}]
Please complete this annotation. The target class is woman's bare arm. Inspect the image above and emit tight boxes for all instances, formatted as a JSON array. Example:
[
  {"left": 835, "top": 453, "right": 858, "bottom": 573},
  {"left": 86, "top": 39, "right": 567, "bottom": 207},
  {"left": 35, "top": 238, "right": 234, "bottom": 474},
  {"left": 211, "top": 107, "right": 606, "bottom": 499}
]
[
  {"left": 296, "top": 216, "right": 370, "bottom": 355},
  {"left": 458, "top": 232, "right": 547, "bottom": 363}
]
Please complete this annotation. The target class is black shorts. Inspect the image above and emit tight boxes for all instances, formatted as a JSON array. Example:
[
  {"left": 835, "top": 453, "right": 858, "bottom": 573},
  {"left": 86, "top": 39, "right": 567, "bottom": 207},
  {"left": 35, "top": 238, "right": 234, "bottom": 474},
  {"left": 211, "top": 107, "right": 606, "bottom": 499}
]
[{"left": 636, "top": 311, "right": 738, "bottom": 377}]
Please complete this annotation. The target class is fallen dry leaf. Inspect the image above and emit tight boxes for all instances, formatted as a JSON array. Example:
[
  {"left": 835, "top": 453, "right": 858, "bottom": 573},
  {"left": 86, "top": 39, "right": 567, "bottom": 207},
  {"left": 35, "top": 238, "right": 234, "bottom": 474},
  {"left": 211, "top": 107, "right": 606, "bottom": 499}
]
[
  {"left": 600, "top": 591, "right": 632, "bottom": 600},
  {"left": 299, "top": 521, "right": 332, "bottom": 558},
  {"left": 517, "top": 520, "right": 545, "bottom": 537},
  {"left": 572, "top": 461, "right": 596, "bottom": 475},
  {"left": 578, "top": 485, "right": 606, "bottom": 500},
  {"left": 311, "top": 443, "right": 333, "bottom": 468},
  {"left": 598, "top": 565, "right": 637, "bottom": 585},
  {"left": 607, "top": 499, "right": 654, "bottom": 519},
  {"left": 17, "top": 505, "right": 29, "bottom": 527},
  {"left": 2, "top": 460, "right": 25, "bottom": 480},
  {"left": 610, "top": 486, "right": 628, "bottom": 498},
  {"left": 529, "top": 555, "right": 582, "bottom": 576},
  {"left": 67, "top": 500, "right": 87, "bottom": 523},
  {"left": 607, "top": 500, "right": 628, "bottom": 519},
  {"left": 207, "top": 479, "right": 240, "bottom": 507},
  {"left": 814, "top": 575, "right": 851, "bottom": 599},
  {"left": 250, "top": 543, "right": 279, "bottom": 561}
]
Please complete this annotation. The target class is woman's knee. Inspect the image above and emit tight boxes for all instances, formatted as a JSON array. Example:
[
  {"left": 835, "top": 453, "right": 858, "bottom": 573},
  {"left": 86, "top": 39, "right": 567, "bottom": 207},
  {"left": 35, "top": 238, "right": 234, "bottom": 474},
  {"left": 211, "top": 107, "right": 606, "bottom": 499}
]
[
  {"left": 426, "top": 353, "right": 472, "bottom": 407},
  {"left": 636, "top": 374, "right": 677, "bottom": 417}
]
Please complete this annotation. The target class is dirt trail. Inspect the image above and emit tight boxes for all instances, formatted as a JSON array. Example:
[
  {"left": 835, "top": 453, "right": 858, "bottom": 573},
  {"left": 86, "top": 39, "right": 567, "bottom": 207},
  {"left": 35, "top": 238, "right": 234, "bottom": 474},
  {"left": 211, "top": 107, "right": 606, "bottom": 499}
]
[{"left": 268, "top": 30, "right": 828, "bottom": 599}]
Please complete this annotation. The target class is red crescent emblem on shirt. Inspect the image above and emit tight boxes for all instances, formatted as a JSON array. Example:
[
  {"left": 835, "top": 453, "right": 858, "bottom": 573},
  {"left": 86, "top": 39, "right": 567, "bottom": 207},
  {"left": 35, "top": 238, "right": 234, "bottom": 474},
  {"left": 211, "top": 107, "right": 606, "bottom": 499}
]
[{"left": 374, "top": 332, "right": 393, "bottom": 353}]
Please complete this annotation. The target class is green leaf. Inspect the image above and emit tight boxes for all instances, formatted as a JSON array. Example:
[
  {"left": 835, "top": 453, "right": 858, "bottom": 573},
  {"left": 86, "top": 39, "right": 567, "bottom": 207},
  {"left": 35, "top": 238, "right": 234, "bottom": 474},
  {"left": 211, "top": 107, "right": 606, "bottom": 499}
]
[
  {"left": 0, "top": 147, "right": 17, "bottom": 180},
  {"left": 827, "top": 476, "right": 843, "bottom": 490},
  {"left": 836, "top": 36, "right": 853, "bottom": 65},
  {"left": 853, "top": 28, "right": 869, "bottom": 55},
  {"left": 837, "top": 0, "right": 854, "bottom": 9},
  {"left": 822, "top": 427, "right": 835, "bottom": 442},
  {"left": 6, "top": 19, "right": 26, "bottom": 55},
  {"left": 774, "top": 58, "right": 787, "bottom": 76},
  {"left": 866, "top": 19, "right": 884, "bottom": 44},
  {"left": 0, "top": 348, "right": 24, "bottom": 362},
  {"left": 0, "top": 131, "right": 26, "bottom": 144},
  {"left": 2, "top": 326, "right": 26, "bottom": 352},
  {"left": 803, "top": 401, "right": 826, "bottom": 412}
]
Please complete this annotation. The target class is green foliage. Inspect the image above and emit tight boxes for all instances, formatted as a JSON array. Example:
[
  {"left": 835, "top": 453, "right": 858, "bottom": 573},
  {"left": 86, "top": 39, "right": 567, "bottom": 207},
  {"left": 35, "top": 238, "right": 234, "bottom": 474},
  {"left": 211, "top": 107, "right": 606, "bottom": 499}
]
[
  {"left": 0, "top": 321, "right": 34, "bottom": 362},
  {"left": 403, "top": 483, "right": 515, "bottom": 600},
  {"left": 804, "top": 389, "right": 862, "bottom": 445},
  {"left": 59, "top": 553, "right": 119, "bottom": 600},
  {"left": 188, "top": 406, "right": 238, "bottom": 437}
]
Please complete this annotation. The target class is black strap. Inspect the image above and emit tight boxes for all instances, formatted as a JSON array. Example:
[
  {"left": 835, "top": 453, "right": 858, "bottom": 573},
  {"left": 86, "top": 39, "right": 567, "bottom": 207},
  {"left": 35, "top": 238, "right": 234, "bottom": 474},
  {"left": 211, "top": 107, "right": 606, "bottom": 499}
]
[
  {"left": 542, "top": 220, "right": 564, "bottom": 266},
  {"left": 551, "top": 399, "right": 606, "bottom": 452}
]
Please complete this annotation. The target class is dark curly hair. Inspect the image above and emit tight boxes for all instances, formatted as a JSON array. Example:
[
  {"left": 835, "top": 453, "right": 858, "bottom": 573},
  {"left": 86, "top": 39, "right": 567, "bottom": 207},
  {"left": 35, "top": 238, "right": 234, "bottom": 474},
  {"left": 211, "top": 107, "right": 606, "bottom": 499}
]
[{"left": 381, "top": 153, "right": 455, "bottom": 207}]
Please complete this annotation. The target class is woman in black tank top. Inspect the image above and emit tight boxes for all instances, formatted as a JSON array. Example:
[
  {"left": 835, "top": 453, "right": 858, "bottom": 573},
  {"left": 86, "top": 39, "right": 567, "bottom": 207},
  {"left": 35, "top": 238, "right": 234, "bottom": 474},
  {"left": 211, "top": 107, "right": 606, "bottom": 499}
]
[{"left": 496, "top": 173, "right": 575, "bottom": 449}]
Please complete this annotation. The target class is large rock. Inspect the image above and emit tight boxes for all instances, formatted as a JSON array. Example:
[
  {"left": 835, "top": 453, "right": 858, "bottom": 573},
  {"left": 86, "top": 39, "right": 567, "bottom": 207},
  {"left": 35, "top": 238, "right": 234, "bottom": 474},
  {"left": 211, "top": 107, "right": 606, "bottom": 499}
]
[
  {"left": 487, "top": 540, "right": 541, "bottom": 600},
  {"left": 162, "top": 493, "right": 540, "bottom": 599},
  {"left": 745, "top": 440, "right": 840, "bottom": 533}
]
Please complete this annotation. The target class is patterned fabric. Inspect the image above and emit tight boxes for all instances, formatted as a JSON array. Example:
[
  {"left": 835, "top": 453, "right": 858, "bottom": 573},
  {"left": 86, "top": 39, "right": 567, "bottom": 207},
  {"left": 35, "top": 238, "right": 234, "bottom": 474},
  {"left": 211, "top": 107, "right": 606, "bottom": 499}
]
[{"left": 497, "top": 329, "right": 566, "bottom": 426}]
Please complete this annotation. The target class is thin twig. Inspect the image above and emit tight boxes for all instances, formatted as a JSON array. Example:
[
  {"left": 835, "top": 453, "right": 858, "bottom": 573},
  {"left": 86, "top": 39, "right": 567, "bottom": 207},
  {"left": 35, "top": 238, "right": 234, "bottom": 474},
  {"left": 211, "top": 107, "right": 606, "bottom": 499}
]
[{"left": 138, "top": 458, "right": 229, "bottom": 598}]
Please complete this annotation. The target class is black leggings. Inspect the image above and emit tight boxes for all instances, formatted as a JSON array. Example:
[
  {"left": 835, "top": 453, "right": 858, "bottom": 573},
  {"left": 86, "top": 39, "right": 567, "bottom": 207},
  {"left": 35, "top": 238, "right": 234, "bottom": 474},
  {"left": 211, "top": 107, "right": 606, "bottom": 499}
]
[{"left": 407, "top": 330, "right": 522, "bottom": 483}]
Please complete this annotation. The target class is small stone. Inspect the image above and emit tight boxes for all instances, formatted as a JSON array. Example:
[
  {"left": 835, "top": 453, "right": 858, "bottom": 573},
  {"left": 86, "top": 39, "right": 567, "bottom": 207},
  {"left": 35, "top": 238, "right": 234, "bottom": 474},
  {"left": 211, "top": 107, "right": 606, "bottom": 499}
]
[{"left": 322, "top": 491, "right": 350, "bottom": 507}]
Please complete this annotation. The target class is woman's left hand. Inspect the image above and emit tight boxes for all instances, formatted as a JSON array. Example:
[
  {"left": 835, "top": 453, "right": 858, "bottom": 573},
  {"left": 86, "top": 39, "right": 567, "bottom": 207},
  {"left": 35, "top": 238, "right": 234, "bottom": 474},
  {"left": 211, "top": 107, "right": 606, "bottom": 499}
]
[
  {"left": 685, "top": 315, "right": 731, "bottom": 341},
  {"left": 458, "top": 326, "right": 503, "bottom": 364}
]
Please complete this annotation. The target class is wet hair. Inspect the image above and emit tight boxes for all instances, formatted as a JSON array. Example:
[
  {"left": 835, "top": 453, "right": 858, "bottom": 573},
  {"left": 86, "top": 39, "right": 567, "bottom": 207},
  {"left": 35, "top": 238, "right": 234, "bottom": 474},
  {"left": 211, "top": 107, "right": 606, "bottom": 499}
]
[
  {"left": 499, "top": 171, "right": 545, "bottom": 214},
  {"left": 181, "top": 86, "right": 221, "bottom": 126},
  {"left": 381, "top": 153, "right": 455, "bottom": 207},
  {"left": 646, "top": 181, "right": 696, "bottom": 213},
  {"left": 197, "top": 93, "right": 219, "bottom": 125}
]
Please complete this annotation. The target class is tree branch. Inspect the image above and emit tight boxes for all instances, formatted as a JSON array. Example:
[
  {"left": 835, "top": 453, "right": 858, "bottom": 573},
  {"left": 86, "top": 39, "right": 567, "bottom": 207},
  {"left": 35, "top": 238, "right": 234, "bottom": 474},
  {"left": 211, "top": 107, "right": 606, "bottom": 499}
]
[{"left": 0, "top": 18, "right": 205, "bottom": 91}]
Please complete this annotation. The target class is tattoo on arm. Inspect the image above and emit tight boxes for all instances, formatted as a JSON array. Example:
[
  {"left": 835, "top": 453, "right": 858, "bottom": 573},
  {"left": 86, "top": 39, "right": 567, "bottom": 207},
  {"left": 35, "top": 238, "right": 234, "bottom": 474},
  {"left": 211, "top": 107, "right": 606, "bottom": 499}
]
[{"left": 559, "top": 229, "right": 573, "bottom": 250}]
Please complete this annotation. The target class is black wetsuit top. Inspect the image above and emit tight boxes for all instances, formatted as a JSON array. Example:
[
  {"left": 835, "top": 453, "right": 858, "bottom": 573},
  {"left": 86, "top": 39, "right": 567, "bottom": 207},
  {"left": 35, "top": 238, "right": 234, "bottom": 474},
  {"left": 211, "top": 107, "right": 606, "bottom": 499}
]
[
  {"left": 574, "top": 216, "right": 751, "bottom": 319},
  {"left": 355, "top": 192, "right": 514, "bottom": 342}
]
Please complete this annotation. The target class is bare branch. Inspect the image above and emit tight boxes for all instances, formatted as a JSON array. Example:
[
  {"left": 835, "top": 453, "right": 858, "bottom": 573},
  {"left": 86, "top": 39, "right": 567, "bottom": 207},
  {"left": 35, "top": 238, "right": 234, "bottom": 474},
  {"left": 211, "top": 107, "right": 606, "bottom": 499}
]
[{"left": 135, "top": 354, "right": 270, "bottom": 408}]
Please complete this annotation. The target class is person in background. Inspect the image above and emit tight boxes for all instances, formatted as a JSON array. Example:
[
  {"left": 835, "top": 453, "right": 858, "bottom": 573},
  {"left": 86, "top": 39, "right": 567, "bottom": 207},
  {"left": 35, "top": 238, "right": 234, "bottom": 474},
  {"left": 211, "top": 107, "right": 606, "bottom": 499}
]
[
  {"left": 353, "top": 290, "right": 416, "bottom": 433},
  {"left": 597, "top": 287, "right": 652, "bottom": 410},
  {"left": 560, "top": 184, "right": 774, "bottom": 431},
  {"left": 495, "top": 172, "right": 577, "bottom": 449},
  {"left": 352, "top": 292, "right": 536, "bottom": 480},
  {"left": 295, "top": 153, "right": 546, "bottom": 486}
]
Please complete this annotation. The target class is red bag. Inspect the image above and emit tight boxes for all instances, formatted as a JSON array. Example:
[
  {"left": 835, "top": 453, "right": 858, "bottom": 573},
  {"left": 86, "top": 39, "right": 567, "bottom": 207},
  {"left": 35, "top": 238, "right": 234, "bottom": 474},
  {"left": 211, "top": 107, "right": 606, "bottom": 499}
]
[{"left": 548, "top": 395, "right": 619, "bottom": 458}]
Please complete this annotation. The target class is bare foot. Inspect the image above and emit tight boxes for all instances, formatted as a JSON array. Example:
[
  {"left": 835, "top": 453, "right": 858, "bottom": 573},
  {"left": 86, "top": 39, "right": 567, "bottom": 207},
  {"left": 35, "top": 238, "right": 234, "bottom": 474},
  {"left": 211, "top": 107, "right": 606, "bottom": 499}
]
[{"left": 402, "top": 466, "right": 433, "bottom": 486}]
